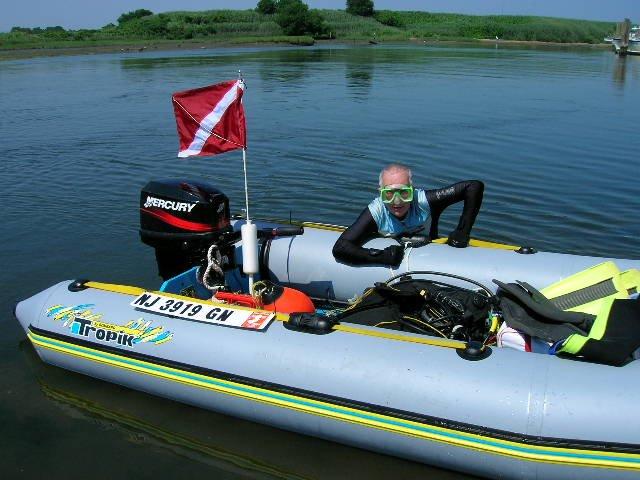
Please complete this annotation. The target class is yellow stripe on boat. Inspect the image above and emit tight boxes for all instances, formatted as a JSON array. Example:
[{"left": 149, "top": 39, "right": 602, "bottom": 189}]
[
  {"left": 27, "top": 329, "right": 640, "bottom": 471},
  {"left": 80, "top": 282, "right": 465, "bottom": 348},
  {"left": 254, "top": 217, "right": 521, "bottom": 250},
  {"left": 333, "top": 324, "right": 465, "bottom": 349},
  {"left": 431, "top": 237, "right": 520, "bottom": 250}
]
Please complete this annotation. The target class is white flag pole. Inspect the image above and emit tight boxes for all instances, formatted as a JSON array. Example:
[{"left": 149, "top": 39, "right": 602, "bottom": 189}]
[
  {"left": 242, "top": 147, "right": 250, "bottom": 224},
  {"left": 238, "top": 73, "right": 258, "bottom": 295}
]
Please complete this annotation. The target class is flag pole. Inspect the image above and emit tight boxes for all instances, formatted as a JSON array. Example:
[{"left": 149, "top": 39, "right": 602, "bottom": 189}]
[
  {"left": 172, "top": 75, "right": 256, "bottom": 294},
  {"left": 242, "top": 147, "right": 250, "bottom": 224},
  {"left": 237, "top": 72, "right": 257, "bottom": 295},
  {"left": 239, "top": 69, "right": 250, "bottom": 224},
  {"left": 241, "top": 145, "right": 257, "bottom": 296}
]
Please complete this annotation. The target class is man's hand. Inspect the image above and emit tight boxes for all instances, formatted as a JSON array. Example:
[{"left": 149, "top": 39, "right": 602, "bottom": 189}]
[
  {"left": 381, "top": 245, "right": 404, "bottom": 266},
  {"left": 447, "top": 229, "right": 470, "bottom": 248}
]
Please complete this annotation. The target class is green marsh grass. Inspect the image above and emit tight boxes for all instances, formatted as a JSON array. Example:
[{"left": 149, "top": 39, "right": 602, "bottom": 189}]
[{"left": 0, "top": 9, "right": 618, "bottom": 52}]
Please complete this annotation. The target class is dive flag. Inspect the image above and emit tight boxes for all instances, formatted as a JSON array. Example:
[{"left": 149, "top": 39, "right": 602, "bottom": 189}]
[{"left": 172, "top": 80, "right": 246, "bottom": 158}]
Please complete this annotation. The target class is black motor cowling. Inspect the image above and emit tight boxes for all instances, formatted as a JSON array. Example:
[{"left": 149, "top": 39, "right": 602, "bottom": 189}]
[{"left": 140, "top": 179, "right": 233, "bottom": 280}]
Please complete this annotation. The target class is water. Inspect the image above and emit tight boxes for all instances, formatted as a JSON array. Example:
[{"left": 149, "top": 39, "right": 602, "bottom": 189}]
[{"left": 1, "top": 44, "right": 639, "bottom": 479}]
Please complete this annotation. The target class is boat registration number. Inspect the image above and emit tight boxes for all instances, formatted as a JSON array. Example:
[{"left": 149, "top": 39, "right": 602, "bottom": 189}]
[{"left": 130, "top": 292, "right": 274, "bottom": 331}]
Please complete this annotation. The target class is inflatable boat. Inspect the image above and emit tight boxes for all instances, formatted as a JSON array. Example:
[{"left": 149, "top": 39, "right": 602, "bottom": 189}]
[{"left": 15, "top": 179, "right": 640, "bottom": 480}]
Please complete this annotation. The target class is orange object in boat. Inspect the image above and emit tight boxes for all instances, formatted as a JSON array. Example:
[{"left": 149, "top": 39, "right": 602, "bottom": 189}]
[
  {"left": 214, "top": 282, "right": 315, "bottom": 314},
  {"left": 214, "top": 291, "right": 259, "bottom": 308},
  {"left": 262, "top": 286, "right": 315, "bottom": 314}
]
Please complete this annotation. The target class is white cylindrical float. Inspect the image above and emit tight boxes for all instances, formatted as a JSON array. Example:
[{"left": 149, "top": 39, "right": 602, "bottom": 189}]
[{"left": 241, "top": 221, "right": 259, "bottom": 294}]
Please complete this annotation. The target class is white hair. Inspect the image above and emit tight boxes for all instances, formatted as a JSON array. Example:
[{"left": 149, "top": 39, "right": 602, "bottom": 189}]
[{"left": 379, "top": 163, "right": 413, "bottom": 187}]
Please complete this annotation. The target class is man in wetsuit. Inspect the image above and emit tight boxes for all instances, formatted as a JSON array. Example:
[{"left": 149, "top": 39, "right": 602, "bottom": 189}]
[{"left": 332, "top": 163, "right": 484, "bottom": 267}]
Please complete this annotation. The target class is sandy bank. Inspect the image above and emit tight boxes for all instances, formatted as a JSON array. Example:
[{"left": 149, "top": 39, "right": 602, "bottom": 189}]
[{"left": 0, "top": 38, "right": 612, "bottom": 61}]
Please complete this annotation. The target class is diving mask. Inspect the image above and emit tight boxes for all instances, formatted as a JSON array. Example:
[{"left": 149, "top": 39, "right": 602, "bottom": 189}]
[{"left": 380, "top": 185, "right": 414, "bottom": 204}]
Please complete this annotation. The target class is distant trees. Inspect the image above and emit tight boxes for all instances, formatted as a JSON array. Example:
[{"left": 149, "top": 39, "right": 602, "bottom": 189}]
[
  {"left": 11, "top": 25, "right": 66, "bottom": 33},
  {"left": 256, "top": 0, "right": 277, "bottom": 15},
  {"left": 346, "top": 0, "right": 374, "bottom": 17},
  {"left": 10, "top": 25, "right": 70, "bottom": 39},
  {"left": 274, "top": 0, "right": 328, "bottom": 36},
  {"left": 254, "top": 0, "right": 328, "bottom": 37},
  {"left": 117, "top": 9, "right": 153, "bottom": 24},
  {"left": 374, "top": 11, "right": 404, "bottom": 28},
  {"left": 117, "top": 13, "right": 171, "bottom": 37}
]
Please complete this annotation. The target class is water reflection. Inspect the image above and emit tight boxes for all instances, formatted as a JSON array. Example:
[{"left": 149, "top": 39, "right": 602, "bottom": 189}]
[
  {"left": 4, "top": 43, "right": 640, "bottom": 480},
  {"left": 257, "top": 52, "right": 309, "bottom": 90},
  {"left": 39, "top": 385, "right": 308, "bottom": 479},
  {"left": 256, "top": 49, "right": 342, "bottom": 89},
  {"left": 21, "top": 342, "right": 463, "bottom": 479},
  {"left": 345, "top": 49, "right": 375, "bottom": 100},
  {"left": 346, "top": 69, "right": 372, "bottom": 94},
  {"left": 613, "top": 56, "right": 627, "bottom": 86},
  {"left": 120, "top": 53, "right": 238, "bottom": 69}
]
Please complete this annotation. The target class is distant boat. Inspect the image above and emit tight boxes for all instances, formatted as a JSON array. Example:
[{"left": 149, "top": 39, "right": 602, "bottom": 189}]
[
  {"left": 630, "top": 26, "right": 640, "bottom": 45},
  {"left": 609, "top": 26, "right": 640, "bottom": 55}
]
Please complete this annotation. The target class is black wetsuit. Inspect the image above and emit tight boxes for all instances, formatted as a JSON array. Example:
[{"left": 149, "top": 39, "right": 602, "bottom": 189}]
[{"left": 332, "top": 180, "right": 484, "bottom": 265}]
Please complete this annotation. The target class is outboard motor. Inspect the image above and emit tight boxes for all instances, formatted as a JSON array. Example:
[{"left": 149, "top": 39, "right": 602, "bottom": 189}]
[{"left": 140, "top": 179, "right": 234, "bottom": 280}]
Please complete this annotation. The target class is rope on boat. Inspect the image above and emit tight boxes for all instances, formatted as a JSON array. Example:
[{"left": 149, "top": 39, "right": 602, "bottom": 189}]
[{"left": 202, "top": 243, "right": 225, "bottom": 293}]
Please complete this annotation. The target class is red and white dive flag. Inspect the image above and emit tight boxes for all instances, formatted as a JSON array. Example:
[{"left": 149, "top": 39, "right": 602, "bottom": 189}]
[{"left": 172, "top": 80, "right": 246, "bottom": 158}]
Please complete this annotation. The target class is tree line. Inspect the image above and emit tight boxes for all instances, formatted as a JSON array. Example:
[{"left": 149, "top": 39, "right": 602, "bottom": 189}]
[
  {"left": 254, "top": 0, "right": 375, "bottom": 36},
  {"left": 4, "top": 1, "right": 615, "bottom": 46},
  {"left": 10, "top": 2, "right": 374, "bottom": 38}
]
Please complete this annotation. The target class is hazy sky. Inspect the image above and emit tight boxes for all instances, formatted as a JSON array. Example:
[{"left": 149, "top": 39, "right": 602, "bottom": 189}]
[{"left": 2, "top": 1, "right": 638, "bottom": 32}]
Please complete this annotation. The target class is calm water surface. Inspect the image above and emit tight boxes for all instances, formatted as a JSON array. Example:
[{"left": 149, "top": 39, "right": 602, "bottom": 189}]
[{"left": 1, "top": 44, "right": 639, "bottom": 479}]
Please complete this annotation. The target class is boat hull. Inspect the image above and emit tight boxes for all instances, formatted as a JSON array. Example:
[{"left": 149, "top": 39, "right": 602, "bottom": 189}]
[{"left": 16, "top": 272, "right": 640, "bottom": 480}]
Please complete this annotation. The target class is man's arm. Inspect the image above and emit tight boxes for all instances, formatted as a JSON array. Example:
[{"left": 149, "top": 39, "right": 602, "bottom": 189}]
[
  {"left": 426, "top": 180, "right": 484, "bottom": 247},
  {"left": 332, "top": 207, "right": 403, "bottom": 266}
]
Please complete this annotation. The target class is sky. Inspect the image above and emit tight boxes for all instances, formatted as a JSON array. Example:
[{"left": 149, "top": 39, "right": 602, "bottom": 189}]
[{"left": 2, "top": 1, "right": 638, "bottom": 32}]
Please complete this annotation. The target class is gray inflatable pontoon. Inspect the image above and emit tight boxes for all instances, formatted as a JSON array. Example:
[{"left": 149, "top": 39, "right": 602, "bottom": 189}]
[{"left": 15, "top": 218, "right": 640, "bottom": 480}]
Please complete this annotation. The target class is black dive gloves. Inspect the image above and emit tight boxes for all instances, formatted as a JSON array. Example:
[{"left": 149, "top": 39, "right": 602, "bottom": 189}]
[
  {"left": 447, "top": 228, "right": 470, "bottom": 248},
  {"left": 426, "top": 180, "right": 484, "bottom": 248},
  {"left": 332, "top": 243, "right": 404, "bottom": 267},
  {"left": 332, "top": 208, "right": 406, "bottom": 266},
  {"left": 377, "top": 245, "right": 404, "bottom": 267}
]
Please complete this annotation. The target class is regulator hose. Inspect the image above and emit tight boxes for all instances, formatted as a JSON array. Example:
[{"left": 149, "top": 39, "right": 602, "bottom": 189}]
[{"left": 384, "top": 270, "right": 496, "bottom": 300}]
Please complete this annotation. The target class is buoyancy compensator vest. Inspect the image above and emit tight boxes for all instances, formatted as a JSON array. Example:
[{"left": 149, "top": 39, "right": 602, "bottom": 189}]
[{"left": 494, "top": 279, "right": 640, "bottom": 366}]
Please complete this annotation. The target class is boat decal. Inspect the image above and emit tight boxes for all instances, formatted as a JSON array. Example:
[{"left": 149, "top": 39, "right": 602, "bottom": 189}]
[
  {"left": 27, "top": 326, "right": 640, "bottom": 470},
  {"left": 140, "top": 208, "right": 212, "bottom": 232},
  {"left": 46, "top": 304, "right": 173, "bottom": 346},
  {"left": 130, "top": 292, "right": 274, "bottom": 330},
  {"left": 143, "top": 196, "right": 197, "bottom": 213}
]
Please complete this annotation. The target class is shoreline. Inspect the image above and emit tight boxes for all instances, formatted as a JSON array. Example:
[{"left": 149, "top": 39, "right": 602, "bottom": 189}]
[{"left": 0, "top": 38, "right": 613, "bottom": 61}]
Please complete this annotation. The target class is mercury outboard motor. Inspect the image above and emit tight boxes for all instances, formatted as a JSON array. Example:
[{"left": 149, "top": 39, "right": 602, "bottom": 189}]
[{"left": 140, "top": 179, "right": 234, "bottom": 280}]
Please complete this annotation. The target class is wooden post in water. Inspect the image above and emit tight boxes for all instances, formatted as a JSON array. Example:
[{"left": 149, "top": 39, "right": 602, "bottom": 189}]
[{"left": 617, "top": 18, "right": 631, "bottom": 56}]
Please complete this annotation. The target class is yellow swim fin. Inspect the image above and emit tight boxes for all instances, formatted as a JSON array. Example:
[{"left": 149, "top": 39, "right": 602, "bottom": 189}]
[{"left": 540, "top": 261, "right": 638, "bottom": 316}]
